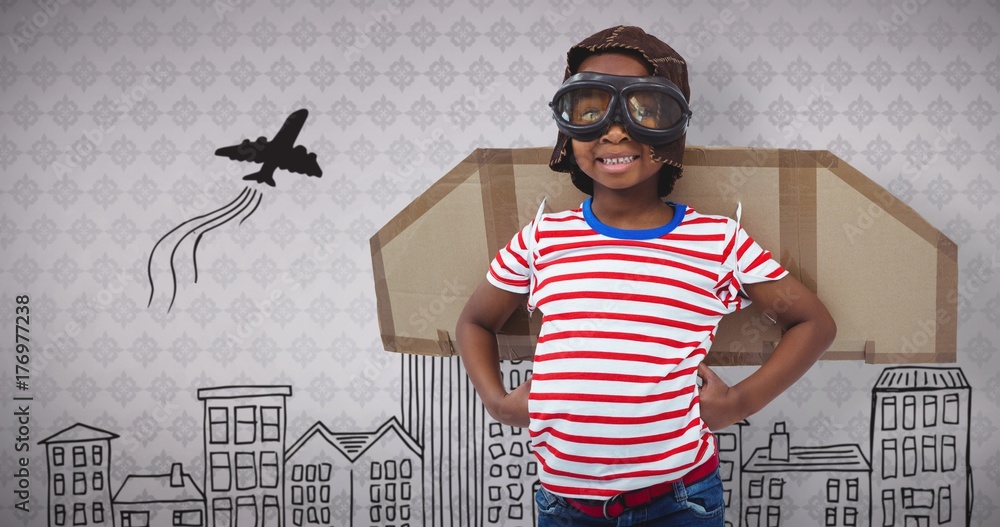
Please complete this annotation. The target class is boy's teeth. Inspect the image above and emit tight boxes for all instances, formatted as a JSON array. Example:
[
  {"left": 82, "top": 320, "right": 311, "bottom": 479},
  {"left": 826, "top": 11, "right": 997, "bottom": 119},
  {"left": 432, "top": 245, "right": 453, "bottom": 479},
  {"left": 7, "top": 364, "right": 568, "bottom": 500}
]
[{"left": 602, "top": 156, "right": 636, "bottom": 165}]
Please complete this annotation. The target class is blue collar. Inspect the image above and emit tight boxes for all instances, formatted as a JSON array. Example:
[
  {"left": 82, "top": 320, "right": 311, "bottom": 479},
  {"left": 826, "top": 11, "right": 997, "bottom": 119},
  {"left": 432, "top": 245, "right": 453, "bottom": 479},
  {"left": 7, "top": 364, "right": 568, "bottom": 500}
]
[{"left": 582, "top": 197, "right": 686, "bottom": 240}]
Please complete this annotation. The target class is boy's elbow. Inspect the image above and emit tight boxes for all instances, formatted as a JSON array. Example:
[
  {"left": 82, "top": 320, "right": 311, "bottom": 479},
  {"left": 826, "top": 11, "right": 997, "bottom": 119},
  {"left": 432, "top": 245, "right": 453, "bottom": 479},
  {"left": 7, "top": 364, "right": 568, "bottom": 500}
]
[{"left": 818, "top": 309, "right": 837, "bottom": 350}]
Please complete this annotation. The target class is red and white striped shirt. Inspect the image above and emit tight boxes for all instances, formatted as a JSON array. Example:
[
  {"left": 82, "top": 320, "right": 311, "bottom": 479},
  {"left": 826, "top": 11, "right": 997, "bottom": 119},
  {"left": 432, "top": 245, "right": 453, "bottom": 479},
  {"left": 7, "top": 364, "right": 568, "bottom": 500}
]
[{"left": 487, "top": 199, "right": 786, "bottom": 499}]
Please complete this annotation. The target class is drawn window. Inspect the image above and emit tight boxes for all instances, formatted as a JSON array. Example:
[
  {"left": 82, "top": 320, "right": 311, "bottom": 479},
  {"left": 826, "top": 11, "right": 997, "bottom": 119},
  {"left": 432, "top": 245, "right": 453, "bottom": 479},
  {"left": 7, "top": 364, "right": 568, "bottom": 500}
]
[
  {"left": 402, "top": 482, "right": 411, "bottom": 500},
  {"left": 307, "top": 507, "right": 317, "bottom": 523},
  {"left": 53, "top": 446, "right": 64, "bottom": 466},
  {"left": 261, "top": 406, "right": 280, "bottom": 441},
  {"left": 73, "top": 446, "right": 86, "bottom": 467},
  {"left": 749, "top": 477, "right": 764, "bottom": 498},
  {"left": 746, "top": 506, "right": 761, "bottom": 527},
  {"left": 371, "top": 484, "right": 381, "bottom": 503},
  {"left": 307, "top": 486, "right": 316, "bottom": 503},
  {"left": 235, "top": 452, "right": 256, "bottom": 490},
  {"left": 717, "top": 433, "right": 737, "bottom": 452},
  {"left": 902, "top": 488, "right": 934, "bottom": 509},
  {"left": 54, "top": 473, "right": 65, "bottom": 495},
  {"left": 881, "top": 396, "right": 897, "bottom": 430},
  {"left": 292, "top": 485, "right": 303, "bottom": 505},
  {"left": 883, "top": 438, "right": 897, "bottom": 479},
  {"left": 263, "top": 496, "right": 279, "bottom": 525},
  {"left": 213, "top": 498, "right": 232, "bottom": 527},
  {"left": 769, "top": 479, "right": 784, "bottom": 500},
  {"left": 846, "top": 478, "right": 859, "bottom": 501},
  {"left": 173, "top": 510, "right": 203, "bottom": 527},
  {"left": 235, "top": 406, "right": 256, "bottom": 444},
  {"left": 720, "top": 460, "right": 734, "bottom": 481},
  {"left": 939, "top": 486, "right": 952, "bottom": 523},
  {"left": 942, "top": 436, "right": 957, "bottom": 471},
  {"left": 767, "top": 506, "right": 779, "bottom": 527},
  {"left": 370, "top": 505, "right": 381, "bottom": 523},
  {"left": 210, "top": 452, "right": 231, "bottom": 492},
  {"left": 943, "top": 394, "right": 960, "bottom": 424},
  {"left": 93, "top": 471, "right": 104, "bottom": 490},
  {"left": 386, "top": 482, "right": 396, "bottom": 501},
  {"left": 320, "top": 485, "right": 330, "bottom": 502},
  {"left": 882, "top": 489, "right": 895, "bottom": 527},
  {"left": 827, "top": 479, "right": 840, "bottom": 502},
  {"left": 371, "top": 461, "right": 382, "bottom": 480},
  {"left": 321, "top": 507, "right": 330, "bottom": 523},
  {"left": 292, "top": 509, "right": 302, "bottom": 527},
  {"left": 825, "top": 508, "right": 836, "bottom": 526},
  {"left": 320, "top": 463, "right": 332, "bottom": 481},
  {"left": 845, "top": 507, "right": 857, "bottom": 527},
  {"left": 260, "top": 451, "right": 279, "bottom": 488},
  {"left": 209, "top": 407, "right": 229, "bottom": 444},
  {"left": 401, "top": 505, "right": 410, "bottom": 520},
  {"left": 386, "top": 460, "right": 397, "bottom": 479},
  {"left": 903, "top": 395, "right": 916, "bottom": 430},
  {"left": 73, "top": 472, "right": 86, "bottom": 495},
  {"left": 292, "top": 464, "right": 303, "bottom": 481},
  {"left": 922, "top": 436, "right": 937, "bottom": 472},
  {"left": 73, "top": 503, "right": 86, "bottom": 525},
  {"left": 903, "top": 437, "right": 917, "bottom": 476},
  {"left": 306, "top": 465, "right": 316, "bottom": 482},
  {"left": 92, "top": 503, "right": 104, "bottom": 524},
  {"left": 92, "top": 445, "right": 103, "bottom": 465},
  {"left": 924, "top": 395, "right": 937, "bottom": 427}
]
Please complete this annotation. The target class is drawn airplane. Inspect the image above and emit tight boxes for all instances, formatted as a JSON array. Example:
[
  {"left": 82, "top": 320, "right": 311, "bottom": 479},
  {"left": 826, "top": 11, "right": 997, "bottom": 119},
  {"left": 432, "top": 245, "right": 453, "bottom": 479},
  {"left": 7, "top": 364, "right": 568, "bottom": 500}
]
[{"left": 214, "top": 108, "right": 323, "bottom": 187}]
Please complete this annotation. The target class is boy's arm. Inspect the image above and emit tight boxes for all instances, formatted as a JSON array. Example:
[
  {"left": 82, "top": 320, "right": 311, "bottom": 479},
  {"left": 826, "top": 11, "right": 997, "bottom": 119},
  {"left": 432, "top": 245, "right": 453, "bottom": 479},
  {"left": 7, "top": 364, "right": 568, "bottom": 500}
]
[
  {"left": 456, "top": 279, "right": 531, "bottom": 428},
  {"left": 698, "top": 274, "right": 837, "bottom": 431}
]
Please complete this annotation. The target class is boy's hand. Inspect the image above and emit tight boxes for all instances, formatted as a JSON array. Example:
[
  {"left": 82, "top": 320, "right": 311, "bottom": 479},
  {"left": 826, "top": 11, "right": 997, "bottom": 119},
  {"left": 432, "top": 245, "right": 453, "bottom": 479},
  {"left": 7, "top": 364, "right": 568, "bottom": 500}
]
[
  {"left": 492, "top": 378, "right": 531, "bottom": 428},
  {"left": 697, "top": 363, "right": 744, "bottom": 431}
]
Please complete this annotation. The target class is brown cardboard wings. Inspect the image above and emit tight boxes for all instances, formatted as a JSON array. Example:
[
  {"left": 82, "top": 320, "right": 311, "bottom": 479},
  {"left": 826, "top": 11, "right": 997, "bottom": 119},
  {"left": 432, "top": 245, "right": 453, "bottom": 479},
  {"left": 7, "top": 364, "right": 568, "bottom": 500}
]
[{"left": 371, "top": 147, "right": 957, "bottom": 365}]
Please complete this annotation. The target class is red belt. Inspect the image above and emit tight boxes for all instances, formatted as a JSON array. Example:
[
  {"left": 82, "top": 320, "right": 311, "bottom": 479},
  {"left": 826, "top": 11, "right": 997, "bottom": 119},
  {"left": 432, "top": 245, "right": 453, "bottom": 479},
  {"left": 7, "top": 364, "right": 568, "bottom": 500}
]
[{"left": 564, "top": 453, "right": 720, "bottom": 520}]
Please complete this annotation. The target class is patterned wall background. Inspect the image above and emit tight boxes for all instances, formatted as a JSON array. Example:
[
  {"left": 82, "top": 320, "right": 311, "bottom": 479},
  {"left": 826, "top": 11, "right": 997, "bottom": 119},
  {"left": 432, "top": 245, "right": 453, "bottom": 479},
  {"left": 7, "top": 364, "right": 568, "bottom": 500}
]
[{"left": 0, "top": 0, "right": 997, "bottom": 525}]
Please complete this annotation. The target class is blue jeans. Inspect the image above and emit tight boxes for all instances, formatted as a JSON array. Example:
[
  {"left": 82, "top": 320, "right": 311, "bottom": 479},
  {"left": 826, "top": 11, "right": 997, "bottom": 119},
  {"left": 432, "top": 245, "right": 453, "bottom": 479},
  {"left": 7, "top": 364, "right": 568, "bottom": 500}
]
[{"left": 535, "top": 468, "right": 725, "bottom": 527}]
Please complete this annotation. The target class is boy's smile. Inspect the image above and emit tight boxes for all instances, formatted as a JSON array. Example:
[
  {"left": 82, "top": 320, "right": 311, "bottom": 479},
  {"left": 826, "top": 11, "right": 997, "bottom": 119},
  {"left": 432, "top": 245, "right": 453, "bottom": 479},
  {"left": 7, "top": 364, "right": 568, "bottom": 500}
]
[{"left": 570, "top": 53, "right": 666, "bottom": 195}]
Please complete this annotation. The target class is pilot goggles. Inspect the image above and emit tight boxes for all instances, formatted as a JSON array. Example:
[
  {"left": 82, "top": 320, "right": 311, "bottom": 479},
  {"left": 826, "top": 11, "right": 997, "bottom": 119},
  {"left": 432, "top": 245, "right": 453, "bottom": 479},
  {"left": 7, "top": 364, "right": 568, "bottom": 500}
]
[{"left": 549, "top": 72, "right": 692, "bottom": 146}]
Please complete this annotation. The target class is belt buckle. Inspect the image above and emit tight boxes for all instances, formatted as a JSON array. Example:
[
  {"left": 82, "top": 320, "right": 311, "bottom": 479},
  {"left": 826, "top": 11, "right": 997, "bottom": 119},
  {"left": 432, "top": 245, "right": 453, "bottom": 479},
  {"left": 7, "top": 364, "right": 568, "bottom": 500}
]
[{"left": 602, "top": 493, "right": 625, "bottom": 520}]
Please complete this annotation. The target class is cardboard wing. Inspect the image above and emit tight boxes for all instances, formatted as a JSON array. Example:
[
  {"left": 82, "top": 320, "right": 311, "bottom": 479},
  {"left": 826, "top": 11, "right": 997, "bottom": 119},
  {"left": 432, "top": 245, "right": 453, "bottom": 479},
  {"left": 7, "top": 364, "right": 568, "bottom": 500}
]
[{"left": 371, "top": 147, "right": 957, "bottom": 365}]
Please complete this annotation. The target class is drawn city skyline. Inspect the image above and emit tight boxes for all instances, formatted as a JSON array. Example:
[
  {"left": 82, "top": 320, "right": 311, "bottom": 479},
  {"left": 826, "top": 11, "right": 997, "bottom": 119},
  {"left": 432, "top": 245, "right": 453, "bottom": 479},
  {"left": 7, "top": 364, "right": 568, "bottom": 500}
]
[{"left": 37, "top": 364, "right": 972, "bottom": 527}]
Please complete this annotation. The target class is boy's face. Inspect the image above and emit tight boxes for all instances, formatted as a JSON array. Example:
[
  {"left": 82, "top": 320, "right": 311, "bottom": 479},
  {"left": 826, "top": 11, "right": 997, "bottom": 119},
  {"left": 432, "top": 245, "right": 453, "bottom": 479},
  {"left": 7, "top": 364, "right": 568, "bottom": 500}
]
[{"left": 570, "top": 53, "right": 666, "bottom": 195}]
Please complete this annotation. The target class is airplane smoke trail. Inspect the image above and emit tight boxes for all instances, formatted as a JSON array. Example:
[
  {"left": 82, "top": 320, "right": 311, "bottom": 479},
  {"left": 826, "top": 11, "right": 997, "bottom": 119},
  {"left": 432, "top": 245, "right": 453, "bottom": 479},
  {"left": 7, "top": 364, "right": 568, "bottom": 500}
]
[
  {"left": 146, "top": 186, "right": 263, "bottom": 312},
  {"left": 191, "top": 191, "right": 264, "bottom": 283}
]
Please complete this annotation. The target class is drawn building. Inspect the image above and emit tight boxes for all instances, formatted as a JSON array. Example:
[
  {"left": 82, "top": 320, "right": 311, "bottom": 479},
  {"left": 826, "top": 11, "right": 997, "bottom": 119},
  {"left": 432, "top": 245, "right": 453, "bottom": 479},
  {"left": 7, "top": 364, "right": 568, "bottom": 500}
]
[
  {"left": 284, "top": 417, "right": 423, "bottom": 526},
  {"left": 197, "top": 385, "right": 291, "bottom": 527},
  {"left": 38, "top": 423, "right": 119, "bottom": 527},
  {"left": 112, "top": 463, "right": 206, "bottom": 527},
  {"left": 483, "top": 360, "right": 537, "bottom": 525},
  {"left": 871, "top": 367, "right": 971, "bottom": 527},
  {"left": 400, "top": 354, "right": 487, "bottom": 526},
  {"left": 716, "top": 419, "right": 749, "bottom": 527},
  {"left": 743, "top": 422, "right": 871, "bottom": 527}
]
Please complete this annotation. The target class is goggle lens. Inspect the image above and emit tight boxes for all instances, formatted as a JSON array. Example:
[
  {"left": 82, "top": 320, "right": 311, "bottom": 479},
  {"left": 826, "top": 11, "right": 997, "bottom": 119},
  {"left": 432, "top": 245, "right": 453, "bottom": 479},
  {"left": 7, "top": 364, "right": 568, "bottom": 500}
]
[
  {"left": 625, "top": 90, "right": 685, "bottom": 130},
  {"left": 555, "top": 88, "right": 613, "bottom": 126}
]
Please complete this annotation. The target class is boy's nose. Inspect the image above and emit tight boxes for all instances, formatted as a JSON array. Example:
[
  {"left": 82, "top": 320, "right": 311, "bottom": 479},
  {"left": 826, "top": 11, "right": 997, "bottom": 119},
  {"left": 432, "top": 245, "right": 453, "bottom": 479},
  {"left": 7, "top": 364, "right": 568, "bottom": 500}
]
[{"left": 600, "top": 123, "right": 632, "bottom": 143}]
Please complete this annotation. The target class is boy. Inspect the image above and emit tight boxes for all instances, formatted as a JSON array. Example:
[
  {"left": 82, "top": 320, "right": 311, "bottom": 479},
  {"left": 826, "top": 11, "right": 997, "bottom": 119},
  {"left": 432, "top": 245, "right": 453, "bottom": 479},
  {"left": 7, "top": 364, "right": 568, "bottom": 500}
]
[{"left": 457, "top": 26, "right": 835, "bottom": 526}]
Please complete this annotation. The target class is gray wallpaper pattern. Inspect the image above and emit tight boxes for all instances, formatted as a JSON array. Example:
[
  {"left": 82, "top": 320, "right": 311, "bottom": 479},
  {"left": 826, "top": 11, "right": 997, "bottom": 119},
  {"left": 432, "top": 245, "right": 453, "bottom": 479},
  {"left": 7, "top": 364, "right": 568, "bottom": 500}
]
[{"left": 0, "top": 0, "right": 998, "bottom": 525}]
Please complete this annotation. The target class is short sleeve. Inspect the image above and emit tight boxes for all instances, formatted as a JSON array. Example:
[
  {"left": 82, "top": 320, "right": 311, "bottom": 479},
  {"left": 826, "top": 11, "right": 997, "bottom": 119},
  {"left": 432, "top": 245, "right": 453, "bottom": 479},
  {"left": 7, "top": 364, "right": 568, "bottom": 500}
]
[
  {"left": 486, "top": 221, "right": 534, "bottom": 294},
  {"left": 719, "top": 219, "right": 788, "bottom": 310}
]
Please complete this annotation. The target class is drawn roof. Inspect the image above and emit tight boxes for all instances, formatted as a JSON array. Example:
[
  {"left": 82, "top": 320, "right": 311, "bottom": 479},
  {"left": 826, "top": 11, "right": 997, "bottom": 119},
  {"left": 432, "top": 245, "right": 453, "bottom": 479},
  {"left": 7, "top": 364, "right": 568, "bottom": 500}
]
[
  {"left": 197, "top": 385, "right": 292, "bottom": 400},
  {"left": 39, "top": 423, "right": 120, "bottom": 444},
  {"left": 873, "top": 367, "right": 970, "bottom": 391},
  {"left": 286, "top": 416, "right": 421, "bottom": 463},
  {"left": 743, "top": 444, "right": 871, "bottom": 473},
  {"left": 113, "top": 471, "right": 205, "bottom": 504}
]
